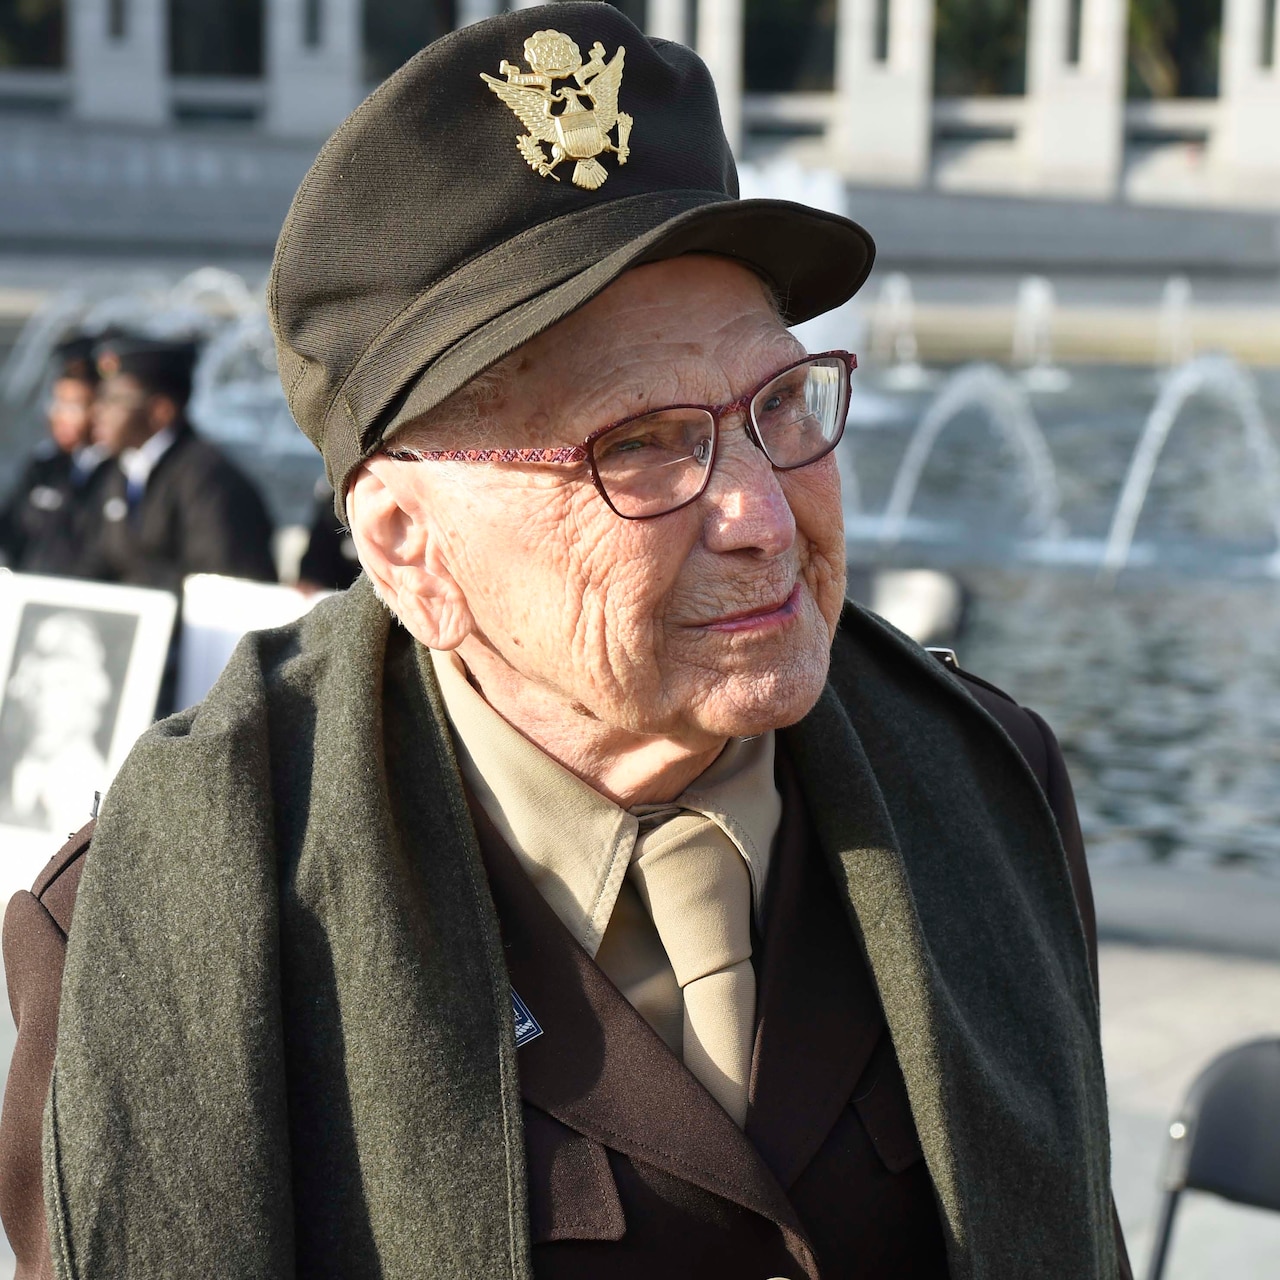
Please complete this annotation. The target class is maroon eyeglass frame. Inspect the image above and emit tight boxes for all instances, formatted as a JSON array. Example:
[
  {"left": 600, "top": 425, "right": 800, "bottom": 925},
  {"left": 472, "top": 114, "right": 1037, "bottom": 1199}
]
[{"left": 382, "top": 350, "right": 857, "bottom": 520}]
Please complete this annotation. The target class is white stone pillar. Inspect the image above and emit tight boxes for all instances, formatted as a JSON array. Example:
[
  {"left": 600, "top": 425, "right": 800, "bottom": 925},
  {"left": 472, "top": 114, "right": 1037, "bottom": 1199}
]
[
  {"left": 1217, "top": 0, "right": 1280, "bottom": 197},
  {"left": 1023, "top": 0, "right": 1126, "bottom": 197},
  {"left": 70, "top": 0, "right": 167, "bottom": 126},
  {"left": 266, "top": 0, "right": 363, "bottom": 139},
  {"left": 697, "top": 0, "right": 742, "bottom": 152},
  {"left": 834, "top": 0, "right": 934, "bottom": 185},
  {"left": 648, "top": 0, "right": 688, "bottom": 44}
]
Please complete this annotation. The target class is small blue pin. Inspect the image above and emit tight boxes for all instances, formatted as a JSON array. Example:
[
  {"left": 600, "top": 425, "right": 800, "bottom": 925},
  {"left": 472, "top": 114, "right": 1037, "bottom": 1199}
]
[{"left": 511, "top": 988, "right": 543, "bottom": 1048}]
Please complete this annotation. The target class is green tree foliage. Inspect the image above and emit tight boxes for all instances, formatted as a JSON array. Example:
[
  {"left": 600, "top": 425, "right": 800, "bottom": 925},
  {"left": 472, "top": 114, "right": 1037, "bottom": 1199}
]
[
  {"left": 168, "top": 0, "right": 263, "bottom": 77},
  {"left": 0, "top": 0, "right": 64, "bottom": 69},
  {"left": 363, "top": 0, "right": 455, "bottom": 83},
  {"left": 932, "top": 0, "right": 1222, "bottom": 100},
  {"left": 745, "top": 0, "right": 837, "bottom": 93},
  {"left": 934, "top": 0, "right": 1028, "bottom": 96},
  {"left": 1127, "top": 0, "right": 1221, "bottom": 98}
]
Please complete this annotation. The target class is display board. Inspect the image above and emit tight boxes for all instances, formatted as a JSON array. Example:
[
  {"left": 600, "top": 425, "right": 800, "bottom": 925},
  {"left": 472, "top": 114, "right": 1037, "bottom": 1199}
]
[
  {"left": 177, "top": 573, "right": 330, "bottom": 712},
  {"left": 0, "top": 572, "right": 176, "bottom": 899}
]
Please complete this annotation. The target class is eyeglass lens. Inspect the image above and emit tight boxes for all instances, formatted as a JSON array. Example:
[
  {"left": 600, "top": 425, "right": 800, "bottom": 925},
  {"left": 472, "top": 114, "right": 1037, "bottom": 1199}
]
[
  {"left": 591, "top": 407, "right": 715, "bottom": 518},
  {"left": 751, "top": 357, "right": 847, "bottom": 468},
  {"left": 590, "top": 357, "right": 848, "bottom": 518}
]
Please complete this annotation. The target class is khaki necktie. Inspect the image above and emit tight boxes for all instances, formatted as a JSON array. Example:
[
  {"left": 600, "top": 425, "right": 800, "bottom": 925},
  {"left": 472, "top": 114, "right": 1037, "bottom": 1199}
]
[{"left": 629, "top": 811, "right": 756, "bottom": 1126}]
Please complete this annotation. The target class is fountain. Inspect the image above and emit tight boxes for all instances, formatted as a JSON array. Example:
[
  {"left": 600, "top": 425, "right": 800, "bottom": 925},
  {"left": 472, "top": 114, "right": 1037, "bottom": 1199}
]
[
  {"left": 1011, "top": 276, "right": 1070, "bottom": 393},
  {"left": 189, "top": 310, "right": 312, "bottom": 454},
  {"left": 1156, "top": 275, "right": 1194, "bottom": 371},
  {"left": 168, "top": 267, "right": 257, "bottom": 317},
  {"left": 1100, "top": 354, "right": 1280, "bottom": 581},
  {"left": 869, "top": 273, "right": 931, "bottom": 391},
  {"left": 814, "top": 325, "right": 1280, "bottom": 876},
  {"left": 871, "top": 363, "right": 1062, "bottom": 549},
  {"left": 4, "top": 250, "right": 1280, "bottom": 879}
]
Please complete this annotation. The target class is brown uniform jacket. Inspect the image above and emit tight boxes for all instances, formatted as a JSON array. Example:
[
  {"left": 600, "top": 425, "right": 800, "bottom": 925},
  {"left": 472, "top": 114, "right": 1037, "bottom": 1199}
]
[{"left": 0, "top": 670, "right": 1131, "bottom": 1279}]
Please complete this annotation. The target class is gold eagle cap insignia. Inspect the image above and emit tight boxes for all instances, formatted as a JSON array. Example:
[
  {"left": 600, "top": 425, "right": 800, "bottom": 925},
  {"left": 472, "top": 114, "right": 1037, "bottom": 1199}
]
[{"left": 481, "top": 29, "right": 633, "bottom": 191}]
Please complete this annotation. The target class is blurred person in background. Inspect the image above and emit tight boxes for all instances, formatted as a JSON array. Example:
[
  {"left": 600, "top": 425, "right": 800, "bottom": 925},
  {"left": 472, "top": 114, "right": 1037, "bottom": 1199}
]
[
  {"left": 0, "top": 337, "right": 110, "bottom": 576},
  {"left": 79, "top": 335, "right": 277, "bottom": 594},
  {"left": 296, "top": 477, "right": 361, "bottom": 594}
]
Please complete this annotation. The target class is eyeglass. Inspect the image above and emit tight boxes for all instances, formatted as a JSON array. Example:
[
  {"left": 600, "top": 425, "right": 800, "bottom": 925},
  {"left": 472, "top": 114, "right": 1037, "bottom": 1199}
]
[{"left": 382, "top": 350, "right": 856, "bottom": 520}]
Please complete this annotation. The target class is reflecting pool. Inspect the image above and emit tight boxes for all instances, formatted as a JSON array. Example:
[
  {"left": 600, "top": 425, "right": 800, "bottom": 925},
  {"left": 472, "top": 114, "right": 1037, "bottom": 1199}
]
[{"left": 844, "top": 361, "right": 1280, "bottom": 873}]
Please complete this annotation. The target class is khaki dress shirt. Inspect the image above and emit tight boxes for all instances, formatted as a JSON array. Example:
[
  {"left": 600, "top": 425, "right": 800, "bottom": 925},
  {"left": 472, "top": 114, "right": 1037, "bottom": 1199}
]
[{"left": 429, "top": 648, "right": 782, "bottom": 1056}]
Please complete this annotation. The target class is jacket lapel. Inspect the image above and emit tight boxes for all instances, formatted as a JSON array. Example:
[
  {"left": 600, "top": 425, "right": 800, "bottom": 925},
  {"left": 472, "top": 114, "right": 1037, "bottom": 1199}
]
[
  {"left": 781, "top": 618, "right": 1116, "bottom": 1280},
  {"left": 746, "top": 755, "right": 886, "bottom": 1189},
  {"left": 779, "top": 686, "right": 966, "bottom": 1234},
  {"left": 470, "top": 802, "right": 819, "bottom": 1275}
]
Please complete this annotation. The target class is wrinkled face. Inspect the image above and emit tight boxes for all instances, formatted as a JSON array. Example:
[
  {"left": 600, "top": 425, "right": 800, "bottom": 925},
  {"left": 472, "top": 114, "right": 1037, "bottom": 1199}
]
[
  {"left": 399, "top": 256, "right": 847, "bottom": 744},
  {"left": 47, "top": 378, "right": 95, "bottom": 453},
  {"left": 93, "top": 373, "right": 155, "bottom": 456}
]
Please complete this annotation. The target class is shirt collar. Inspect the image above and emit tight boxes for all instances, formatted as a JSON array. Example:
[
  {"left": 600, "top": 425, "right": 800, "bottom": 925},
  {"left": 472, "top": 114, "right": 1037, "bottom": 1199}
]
[
  {"left": 429, "top": 648, "right": 781, "bottom": 953},
  {"left": 663, "top": 732, "right": 781, "bottom": 917},
  {"left": 119, "top": 424, "right": 178, "bottom": 490},
  {"left": 70, "top": 443, "right": 105, "bottom": 480}
]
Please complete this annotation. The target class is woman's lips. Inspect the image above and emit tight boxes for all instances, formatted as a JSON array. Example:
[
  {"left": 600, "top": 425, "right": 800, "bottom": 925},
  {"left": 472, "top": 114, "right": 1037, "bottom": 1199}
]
[{"left": 700, "top": 584, "right": 802, "bottom": 633}]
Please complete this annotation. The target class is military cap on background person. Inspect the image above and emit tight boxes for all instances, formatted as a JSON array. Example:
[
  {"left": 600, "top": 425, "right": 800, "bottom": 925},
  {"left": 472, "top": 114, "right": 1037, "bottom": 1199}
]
[
  {"left": 0, "top": 335, "right": 110, "bottom": 576},
  {"left": 94, "top": 333, "right": 197, "bottom": 403},
  {"left": 77, "top": 332, "right": 277, "bottom": 595},
  {"left": 1, "top": 7, "right": 1130, "bottom": 1280}
]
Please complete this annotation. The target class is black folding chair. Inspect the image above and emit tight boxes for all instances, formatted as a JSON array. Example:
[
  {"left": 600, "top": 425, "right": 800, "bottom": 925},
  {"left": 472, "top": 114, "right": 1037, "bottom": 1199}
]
[{"left": 1146, "top": 1037, "right": 1280, "bottom": 1280}]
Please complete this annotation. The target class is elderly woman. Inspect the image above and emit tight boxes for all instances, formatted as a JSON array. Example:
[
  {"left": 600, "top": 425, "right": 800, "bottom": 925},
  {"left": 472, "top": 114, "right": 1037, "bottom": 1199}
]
[{"left": 0, "top": 7, "right": 1129, "bottom": 1279}]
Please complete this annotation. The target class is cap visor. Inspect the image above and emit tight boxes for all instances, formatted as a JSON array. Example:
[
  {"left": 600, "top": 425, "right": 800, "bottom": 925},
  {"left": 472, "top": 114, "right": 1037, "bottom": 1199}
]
[{"left": 375, "top": 193, "right": 874, "bottom": 451}]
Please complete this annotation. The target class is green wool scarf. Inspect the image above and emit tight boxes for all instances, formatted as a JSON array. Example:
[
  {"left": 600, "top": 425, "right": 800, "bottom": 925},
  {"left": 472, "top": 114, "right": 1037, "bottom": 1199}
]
[{"left": 45, "top": 577, "right": 1117, "bottom": 1278}]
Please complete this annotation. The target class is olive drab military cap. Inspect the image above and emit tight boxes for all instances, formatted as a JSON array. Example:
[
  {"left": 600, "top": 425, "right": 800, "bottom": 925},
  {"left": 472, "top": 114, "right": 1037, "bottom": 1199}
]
[{"left": 268, "top": 1, "right": 875, "bottom": 510}]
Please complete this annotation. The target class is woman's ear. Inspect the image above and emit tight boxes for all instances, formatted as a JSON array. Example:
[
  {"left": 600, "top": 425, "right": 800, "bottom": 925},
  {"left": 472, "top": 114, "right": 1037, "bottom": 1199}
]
[{"left": 346, "top": 459, "right": 474, "bottom": 650}]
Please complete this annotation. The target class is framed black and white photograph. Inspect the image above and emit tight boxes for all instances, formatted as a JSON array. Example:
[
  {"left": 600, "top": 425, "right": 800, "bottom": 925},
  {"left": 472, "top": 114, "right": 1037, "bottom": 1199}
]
[{"left": 0, "top": 573, "right": 176, "bottom": 899}]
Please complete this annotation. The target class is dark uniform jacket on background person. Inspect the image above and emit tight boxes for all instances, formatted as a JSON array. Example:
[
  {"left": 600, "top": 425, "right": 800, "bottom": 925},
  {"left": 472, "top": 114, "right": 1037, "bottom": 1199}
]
[
  {"left": 78, "top": 421, "right": 277, "bottom": 593},
  {"left": 0, "top": 581, "right": 1130, "bottom": 1280},
  {"left": 298, "top": 481, "right": 360, "bottom": 591},
  {"left": 0, "top": 444, "right": 108, "bottom": 577}
]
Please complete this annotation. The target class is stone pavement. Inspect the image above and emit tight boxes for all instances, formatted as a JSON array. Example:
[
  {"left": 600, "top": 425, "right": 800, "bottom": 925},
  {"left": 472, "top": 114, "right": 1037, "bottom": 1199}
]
[{"left": 0, "top": 926, "right": 1273, "bottom": 1277}]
